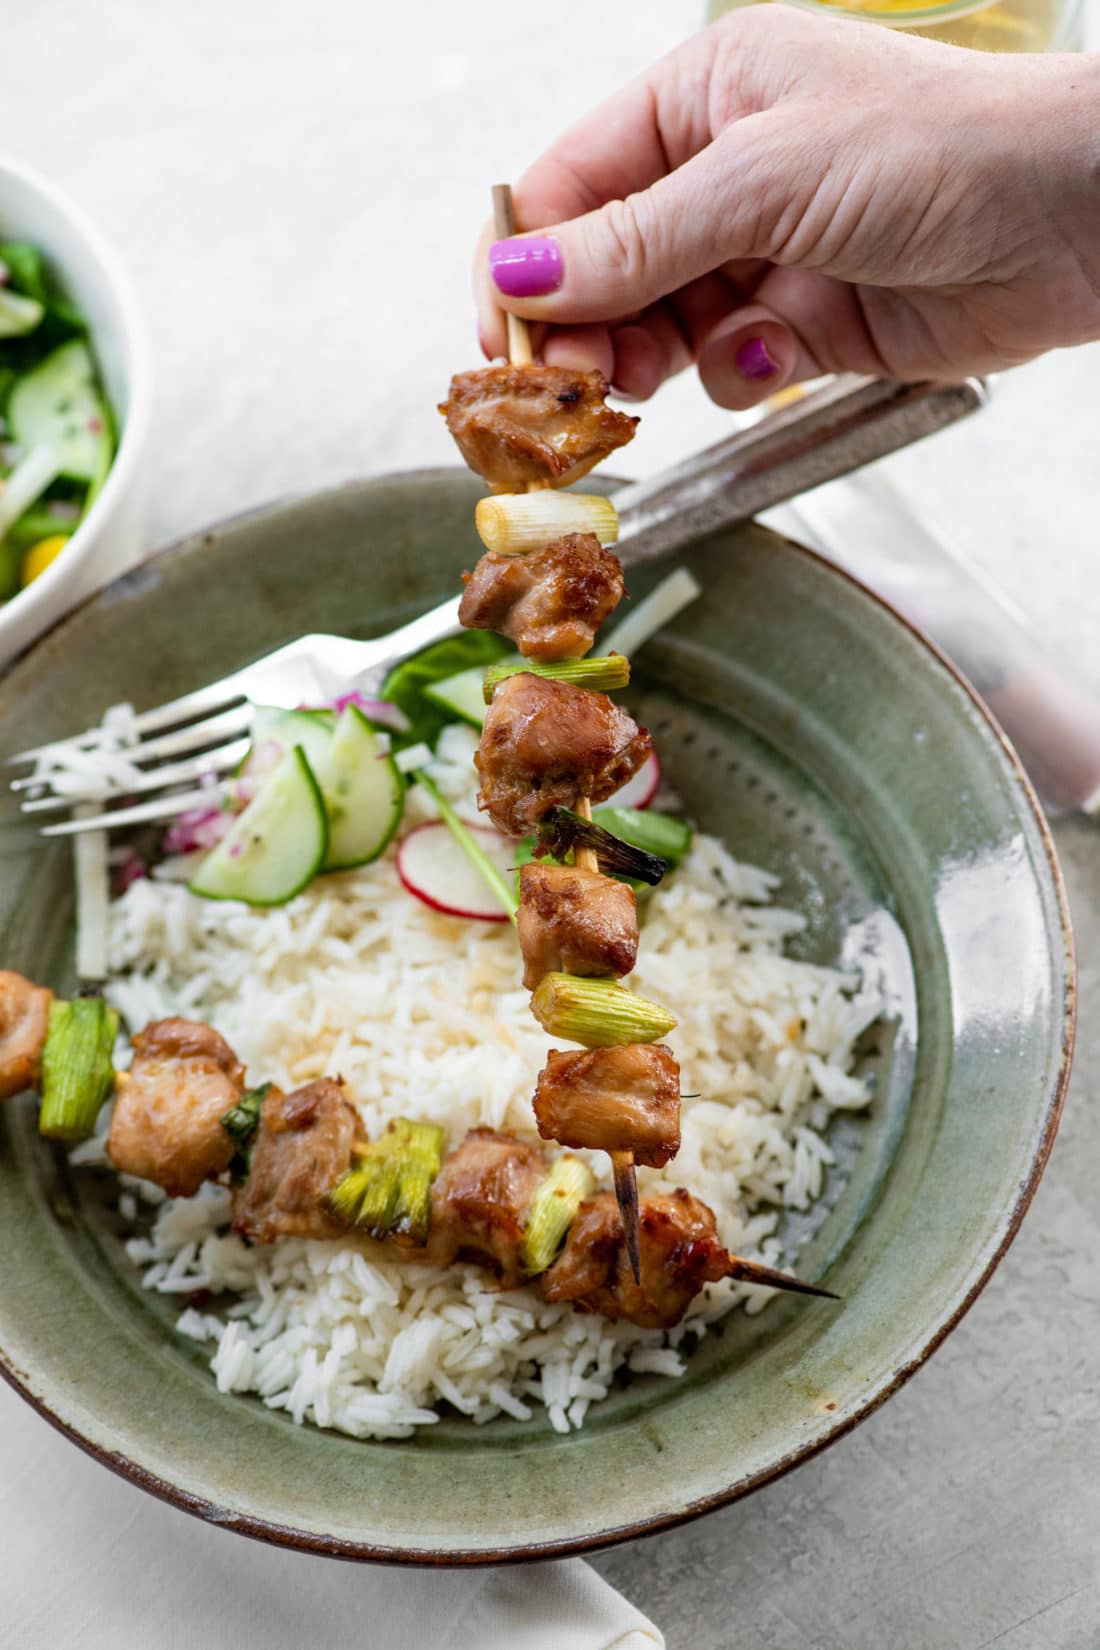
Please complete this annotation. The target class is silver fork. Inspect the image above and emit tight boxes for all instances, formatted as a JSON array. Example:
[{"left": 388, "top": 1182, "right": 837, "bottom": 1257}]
[{"left": 10, "top": 373, "right": 984, "bottom": 837}]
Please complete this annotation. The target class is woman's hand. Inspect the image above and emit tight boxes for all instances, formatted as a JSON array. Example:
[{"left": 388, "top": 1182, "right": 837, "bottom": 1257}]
[{"left": 475, "top": 9, "right": 1100, "bottom": 408}]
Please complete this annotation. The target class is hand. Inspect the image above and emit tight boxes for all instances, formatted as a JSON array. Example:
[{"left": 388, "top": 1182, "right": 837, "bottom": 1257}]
[{"left": 475, "top": 9, "right": 1100, "bottom": 408}]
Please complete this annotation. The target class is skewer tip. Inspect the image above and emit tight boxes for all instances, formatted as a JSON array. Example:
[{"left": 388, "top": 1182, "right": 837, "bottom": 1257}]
[
  {"left": 727, "top": 1255, "right": 839, "bottom": 1301},
  {"left": 612, "top": 1150, "right": 642, "bottom": 1284}
]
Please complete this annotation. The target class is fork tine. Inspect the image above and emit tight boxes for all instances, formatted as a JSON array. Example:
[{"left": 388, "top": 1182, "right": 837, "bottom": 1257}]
[
  {"left": 6, "top": 680, "right": 249, "bottom": 768},
  {"left": 19, "top": 738, "right": 250, "bottom": 814},
  {"left": 39, "top": 786, "right": 231, "bottom": 837},
  {"left": 89, "top": 706, "right": 253, "bottom": 769}
]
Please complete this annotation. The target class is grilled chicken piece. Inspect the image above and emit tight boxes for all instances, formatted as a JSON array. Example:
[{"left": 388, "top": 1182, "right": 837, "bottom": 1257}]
[
  {"left": 459, "top": 534, "right": 624, "bottom": 662},
  {"left": 0, "top": 970, "right": 52, "bottom": 1100},
  {"left": 107, "top": 1018, "right": 245, "bottom": 1197},
  {"left": 542, "top": 1188, "right": 728, "bottom": 1328},
  {"left": 424, "top": 1126, "right": 545, "bottom": 1286},
  {"left": 440, "top": 364, "right": 638, "bottom": 494},
  {"left": 533, "top": 1044, "right": 680, "bottom": 1169},
  {"left": 476, "top": 673, "right": 653, "bottom": 838},
  {"left": 231, "top": 1078, "right": 360, "bottom": 1245},
  {"left": 517, "top": 863, "right": 638, "bottom": 992}
]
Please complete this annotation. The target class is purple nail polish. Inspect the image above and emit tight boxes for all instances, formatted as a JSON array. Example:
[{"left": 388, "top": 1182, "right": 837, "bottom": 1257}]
[
  {"left": 489, "top": 236, "right": 563, "bottom": 298},
  {"left": 736, "top": 336, "right": 780, "bottom": 381}
]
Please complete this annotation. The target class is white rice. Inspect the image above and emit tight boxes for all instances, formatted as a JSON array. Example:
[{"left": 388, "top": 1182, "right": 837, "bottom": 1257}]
[{"left": 87, "top": 724, "right": 879, "bottom": 1439}]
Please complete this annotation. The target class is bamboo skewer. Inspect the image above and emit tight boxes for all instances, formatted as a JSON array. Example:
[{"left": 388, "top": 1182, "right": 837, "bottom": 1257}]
[{"left": 490, "top": 183, "right": 643, "bottom": 1282}]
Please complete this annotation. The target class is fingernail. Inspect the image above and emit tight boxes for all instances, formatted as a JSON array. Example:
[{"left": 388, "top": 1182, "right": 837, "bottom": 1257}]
[
  {"left": 489, "top": 236, "right": 563, "bottom": 299},
  {"left": 736, "top": 336, "right": 780, "bottom": 381}
]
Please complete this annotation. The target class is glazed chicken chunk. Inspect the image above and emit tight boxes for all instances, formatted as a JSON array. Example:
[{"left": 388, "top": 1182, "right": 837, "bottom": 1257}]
[
  {"left": 231, "top": 1078, "right": 360, "bottom": 1245},
  {"left": 0, "top": 970, "right": 52, "bottom": 1100},
  {"left": 517, "top": 863, "right": 638, "bottom": 992},
  {"left": 476, "top": 673, "right": 654, "bottom": 838},
  {"left": 533, "top": 1044, "right": 680, "bottom": 1168},
  {"left": 542, "top": 1188, "right": 728, "bottom": 1329},
  {"left": 440, "top": 364, "right": 638, "bottom": 494},
  {"left": 424, "top": 1127, "right": 545, "bottom": 1286},
  {"left": 107, "top": 1018, "right": 245, "bottom": 1197},
  {"left": 459, "top": 533, "right": 624, "bottom": 662}
]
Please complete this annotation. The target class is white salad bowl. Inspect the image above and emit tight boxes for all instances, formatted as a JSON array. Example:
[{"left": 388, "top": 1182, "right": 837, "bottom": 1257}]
[{"left": 0, "top": 156, "right": 152, "bottom": 668}]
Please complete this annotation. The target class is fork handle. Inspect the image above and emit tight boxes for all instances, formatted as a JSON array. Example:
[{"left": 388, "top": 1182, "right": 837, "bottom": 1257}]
[{"left": 612, "top": 375, "right": 986, "bottom": 565}]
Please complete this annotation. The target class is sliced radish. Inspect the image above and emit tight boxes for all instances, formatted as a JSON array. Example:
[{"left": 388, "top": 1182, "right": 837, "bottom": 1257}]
[
  {"left": 397, "top": 820, "right": 518, "bottom": 922},
  {"left": 605, "top": 749, "right": 660, "bottom": 810}
]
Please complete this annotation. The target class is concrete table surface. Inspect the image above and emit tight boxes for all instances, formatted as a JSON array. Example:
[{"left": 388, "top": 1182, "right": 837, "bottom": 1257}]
[{"left": 2, "top": 3, "right": 1099, "bottom": 1645}]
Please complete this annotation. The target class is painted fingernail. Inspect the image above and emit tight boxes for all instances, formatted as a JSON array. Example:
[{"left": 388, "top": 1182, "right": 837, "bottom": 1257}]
[
  {"left": 736, "top": 336, "right": 780, "bottom": 381},
  {"left": 489, "top": 236, "right": 563, "bottom": 299}
]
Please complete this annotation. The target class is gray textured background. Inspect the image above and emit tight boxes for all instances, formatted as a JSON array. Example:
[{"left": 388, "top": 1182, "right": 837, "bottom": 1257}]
[{"left": 2, "top": 3, "right": 1099, "bottom": 1645}]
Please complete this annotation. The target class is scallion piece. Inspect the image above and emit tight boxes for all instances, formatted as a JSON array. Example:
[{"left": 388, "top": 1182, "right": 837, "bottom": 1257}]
[
  {"left": 521, "top": 1155, "right": 597, "bottom": 1275},
  {"left": 415, "top": 770, "right": 518, "bottom": 921},
  {"left": 474, "top": 491, "right": 619, "bottom": 556},
  {"left": 221, "top": 1082, "right": 271, "bottom": 1180},
  {"left": 536, "top": 806, "right": 668, "bottom": 886},
  {"left": 329, "top": 1117, "right": 444, "bottom": 1243},
  {"left": 38, "top": 996, "right": 119, "bottom": 1142},
  {"left": 483, "top": 655, "right": 630, "bottom": 702},
  {"left": 591, "top": 806, "right": 693, "bottom": 867},
  {"left": 530, "top": 974, "right": 677, "bottom": 1047}
]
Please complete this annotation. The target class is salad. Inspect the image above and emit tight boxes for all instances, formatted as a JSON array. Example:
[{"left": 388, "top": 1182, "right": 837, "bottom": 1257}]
[{"left": 0, "top": 239, "right": 115, "bottom": 598}]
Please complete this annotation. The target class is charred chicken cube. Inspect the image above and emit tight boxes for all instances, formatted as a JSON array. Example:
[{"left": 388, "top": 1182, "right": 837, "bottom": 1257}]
[
  {"left": 459, "top": 533, "right": 624, "bottom": 662},
  {"left": 476, "top": 673, "right": 653, "bottom": 838},
  {"left": 231, "top": 1078, "right": 361, "bottom": 1244},
  {"left": 542, "top": 1188, "right": 728, "bottom": 1329},
  {"left": 439, "top": 364, "right": 638, "bottom": 494},
  {"left": 0, "top": 970, "right": 52, "bottom": 1100},
  {"left": 532, "top": 1044, "right": 681, "bottom": 1169},
  {"left": 517, "top": 863, "right": 638, "bottom": 992},
  {"left": 424, "top": 1126, "right": 546, "bottom": 1286},
  {"left": 107, "top": 1018, "right": 245, "bottom": 1197}
]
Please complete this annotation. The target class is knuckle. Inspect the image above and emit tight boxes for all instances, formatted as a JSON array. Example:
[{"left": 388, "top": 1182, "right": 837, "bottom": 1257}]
[{"left": 591, "top": 194, "right": 655, "bottom": 296}]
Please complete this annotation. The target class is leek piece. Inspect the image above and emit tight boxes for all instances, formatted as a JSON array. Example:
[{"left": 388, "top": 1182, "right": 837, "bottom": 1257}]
[
  {"left": 38, "top": 996, "right": 119, "bottom": 1142},
  {"left": 530, "top": 974, "right": 677, "bottom": 1048},
  {"left": 221, "top": 1082, "right": 271, "bottom": 1180},
  {"left": 591, "top": 806, "right": 693, "bottom": 866},
  {"left": 537, "top": 807, "right": 667, "bottom": 886},
  {"left": 521, "top": 1155, "right": 597, "bottom": 1275},
  {"left": 475, "top": 491, "right": 619, "bottom": 556},
  {"left": 483, "top": 655, "right": 630, "bottom": 702},
  {"left": 329, "top": 1117, "right": 444, "bottom": 1243},
  {"left": 601, "top": 567, "right": 701, "bottom": 660},
  {"left": 415, "top": 770, "right": 518, "bottom": 921}
]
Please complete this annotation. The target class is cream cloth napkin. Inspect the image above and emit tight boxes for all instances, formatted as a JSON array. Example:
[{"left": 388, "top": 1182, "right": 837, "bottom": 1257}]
[{"left": 0, "top": 1382, "right": 663, "bottom": 1649}]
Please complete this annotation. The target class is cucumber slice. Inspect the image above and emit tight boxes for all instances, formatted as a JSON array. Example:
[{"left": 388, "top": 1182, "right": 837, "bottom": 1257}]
[
  {"left": 423, "top": 664, "right": 498, "bottom": 729},
  {"left": 314, "top": 704, "right": 404, "bottom": 870},
  {"left": 242, "top": 706, "right": 335, "bottom": 783},
  {"left": 189, "top": 746, "right": 328, "bottom": 906},
  {"left": 8, "top": 339, "right": 112, "bottom": 485},
  {"left": 0, "top": 288, "right": 44, "bottom": 338}
]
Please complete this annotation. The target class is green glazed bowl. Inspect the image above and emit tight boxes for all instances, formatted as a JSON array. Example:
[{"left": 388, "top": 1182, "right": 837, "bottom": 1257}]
[{"left": 0, "top": 472, "right": 1073, "bottom": 1563}]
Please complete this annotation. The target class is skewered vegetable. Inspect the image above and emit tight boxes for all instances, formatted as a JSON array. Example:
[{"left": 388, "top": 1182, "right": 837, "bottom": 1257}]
[
  {"left": 530, "top": 974, "right": 677, "bottom": 1047},
  {"left": 536, "top": 806, "right": 668, "bottom": 886},
  {"left": 38, "top": 995, "right": 118, "bottom": 1141},
  {"left": 520, "top": 1154, "right": 597, "bottom": 1275},
  {"left": 329, "top": 1118, "right": 444, "bottom": 1244},
  {"left": 475, "top": 491, "right": 619, "bottom": 556},
  {"left": 220, "top": 1082, "right": 271, "bottom": 1180},
  {"left": 483, "top": 655, "right": 630, "bottom": 699}
]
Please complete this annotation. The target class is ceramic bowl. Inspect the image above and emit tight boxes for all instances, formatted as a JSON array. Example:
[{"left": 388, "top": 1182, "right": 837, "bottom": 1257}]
[
  {"left": 0, "top": 155, "right": 152, "bottom": 667},
  {"left": 0, "top": 472, "right": 1073, "bottom": 1561}
]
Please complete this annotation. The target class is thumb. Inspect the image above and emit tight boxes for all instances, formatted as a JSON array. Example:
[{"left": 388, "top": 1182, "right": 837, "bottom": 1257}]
[{"left": 486, "top": 125, "right": 777, "bottom": 326}]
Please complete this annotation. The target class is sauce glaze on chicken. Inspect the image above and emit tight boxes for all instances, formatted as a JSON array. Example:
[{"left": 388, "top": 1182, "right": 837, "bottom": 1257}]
[
  {"left": 440, "top": 364, "right": 638, "bottom": 494},
  {"left": 0, "top": 970, "right": 52, "bottom": 1100},
  {"left": 232, "top": 1078, "right": 361, "bottom": 1244},
  {"left": 108, "top": 1018, "right": 244, "bottom": 1198},
  {"left": 459, "top": 533, "right": 624, "bottom": 662},
  {"left": 476, "top": 672, "right": 653, "bottom": 837},
  {"left": 517, "top": 862, "right": 638, "bottom": 992},
  {"left": 533, "top": 1044, "right": 680, "bottom": 1169}
]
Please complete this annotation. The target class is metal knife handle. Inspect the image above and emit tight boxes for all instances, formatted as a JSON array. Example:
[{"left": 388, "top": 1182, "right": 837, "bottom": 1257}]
[{"left": 611, "top": 374, "right": 986, "bottom": 564}]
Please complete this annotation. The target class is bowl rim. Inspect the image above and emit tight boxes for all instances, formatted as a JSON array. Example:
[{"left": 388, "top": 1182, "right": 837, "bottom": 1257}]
[
  {"left": 0, "top": 471, "right": 1076, "bottom": 1565},
  {"left": 0, "top": 153, "right": 153, "bottom": 636}
]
